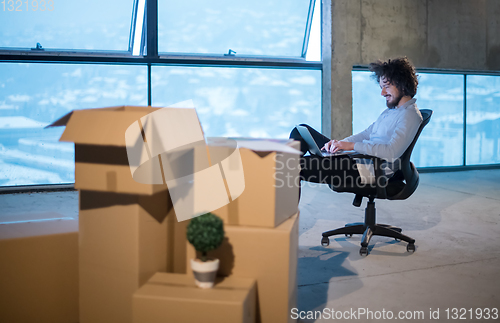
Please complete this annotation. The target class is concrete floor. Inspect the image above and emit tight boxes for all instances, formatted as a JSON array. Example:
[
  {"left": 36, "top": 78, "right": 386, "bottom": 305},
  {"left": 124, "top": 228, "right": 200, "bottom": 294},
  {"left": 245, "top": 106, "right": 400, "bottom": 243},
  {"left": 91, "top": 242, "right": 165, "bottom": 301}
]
[
  {"left": 0, "top": 169, "right": 499, "bottom": 322},
  {"left": 297, "top": 169, "right": 500, "bottom": 322}
]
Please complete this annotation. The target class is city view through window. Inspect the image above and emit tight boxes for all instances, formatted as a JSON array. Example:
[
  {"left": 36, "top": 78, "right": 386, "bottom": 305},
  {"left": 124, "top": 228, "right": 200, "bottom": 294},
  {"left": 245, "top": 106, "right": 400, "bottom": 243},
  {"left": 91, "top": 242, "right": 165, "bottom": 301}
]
[
  {"left": 353, "top": 71, "right": 500, "bottom": 168},
  {"left": 1, "top": 1, "right": 498, "bottom": 188},
  {"left": 0, "top": 0, "right": 321, "bottom": 187}
]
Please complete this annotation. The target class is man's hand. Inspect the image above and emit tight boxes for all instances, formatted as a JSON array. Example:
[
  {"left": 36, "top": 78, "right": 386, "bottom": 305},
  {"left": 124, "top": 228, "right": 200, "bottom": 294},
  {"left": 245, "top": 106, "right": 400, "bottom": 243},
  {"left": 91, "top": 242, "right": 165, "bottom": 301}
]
[
  {"left": 322, "top": 140, "right": 355, "bottom": 153},
  {"left": 322, "top": 140, "right": 338, "bottom": 152}
]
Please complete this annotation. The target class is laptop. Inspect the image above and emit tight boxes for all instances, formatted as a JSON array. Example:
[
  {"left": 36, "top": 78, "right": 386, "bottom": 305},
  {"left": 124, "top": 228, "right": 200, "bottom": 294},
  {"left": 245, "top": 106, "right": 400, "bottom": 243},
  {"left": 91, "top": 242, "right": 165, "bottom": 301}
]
[{"left": 296, "top": 125, "right": 356, "bottom": 157}]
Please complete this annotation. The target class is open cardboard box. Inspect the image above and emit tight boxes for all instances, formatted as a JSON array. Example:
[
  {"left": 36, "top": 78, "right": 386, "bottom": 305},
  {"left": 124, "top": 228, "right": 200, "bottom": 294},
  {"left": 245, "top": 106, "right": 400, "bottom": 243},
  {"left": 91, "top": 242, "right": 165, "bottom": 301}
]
[
  {"left": 133, "top": 273, "right": 256, "bottom": 323},
  {"left": 48, "top": 105, "right": 301, "bottom": 224},
  {"left": 47, "top": 105, "right": 205, "bottom": 196},
  {"left": 208, "top": 138, "right": 301, "bottom": 228}
]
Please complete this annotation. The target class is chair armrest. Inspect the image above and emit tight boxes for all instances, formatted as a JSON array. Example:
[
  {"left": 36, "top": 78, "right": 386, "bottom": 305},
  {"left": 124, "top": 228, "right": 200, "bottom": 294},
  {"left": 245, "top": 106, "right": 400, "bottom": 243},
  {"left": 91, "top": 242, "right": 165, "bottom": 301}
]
[
  {"left": 348, "top": 154, "right": 388, "bottom": 199},
  {"left": 348, "top": 153, "right": 378, "bottom": 159}
]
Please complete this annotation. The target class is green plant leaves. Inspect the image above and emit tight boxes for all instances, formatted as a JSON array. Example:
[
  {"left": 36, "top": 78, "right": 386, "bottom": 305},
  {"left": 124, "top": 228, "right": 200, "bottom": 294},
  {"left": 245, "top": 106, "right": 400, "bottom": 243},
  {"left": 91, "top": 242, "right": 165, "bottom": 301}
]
[{"left": 187, "top": 213, "right": 225, "bottom": 258}]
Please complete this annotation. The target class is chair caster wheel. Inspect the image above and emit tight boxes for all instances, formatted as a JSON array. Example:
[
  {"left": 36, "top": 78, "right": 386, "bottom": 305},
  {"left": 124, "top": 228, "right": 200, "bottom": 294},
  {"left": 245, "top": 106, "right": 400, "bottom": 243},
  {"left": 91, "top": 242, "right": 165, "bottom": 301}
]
[
  {"left": 407, "top": 243, "right": 416, "bottom": 252},
  {"left": 359, "top": 246, "right": 368, "bottom": 256},
  {"left": 321, "top": 237, "right": 330, "bottom": 247},
  {"left": 345, "top": 233, "right": 353, "bottom": 238}
]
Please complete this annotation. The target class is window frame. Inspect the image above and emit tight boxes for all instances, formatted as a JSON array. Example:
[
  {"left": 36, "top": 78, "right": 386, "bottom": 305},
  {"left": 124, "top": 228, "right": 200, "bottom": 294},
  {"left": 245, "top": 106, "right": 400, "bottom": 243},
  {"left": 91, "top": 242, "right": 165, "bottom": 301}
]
[
  {"left": 0, "top": 0, "right": 323, "bottom": 103},
  {"left": 0, "top": 0, "right": 321, "bottom": 65},
  {"left": 0, "top": 0, "right": 324, "bottom": 191}
]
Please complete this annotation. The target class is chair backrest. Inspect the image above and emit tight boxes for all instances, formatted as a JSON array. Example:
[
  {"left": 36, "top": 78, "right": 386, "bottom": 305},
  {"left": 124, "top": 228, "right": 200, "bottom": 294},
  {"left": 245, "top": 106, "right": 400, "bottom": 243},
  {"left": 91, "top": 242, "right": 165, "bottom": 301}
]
[{"left": 388, "top": 109, "right": 433, "bottom": 200}]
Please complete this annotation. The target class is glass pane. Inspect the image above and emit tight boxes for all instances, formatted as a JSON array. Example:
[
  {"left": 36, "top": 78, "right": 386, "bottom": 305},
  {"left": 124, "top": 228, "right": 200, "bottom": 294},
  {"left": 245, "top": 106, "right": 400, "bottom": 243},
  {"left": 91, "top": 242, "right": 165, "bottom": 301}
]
[
  {"left": 305, "top": 0, "right": 321, "bottom": 61},
  {"left": 352, "top": 71, "right": 464, "bottom": 167},
  {"left": 0, "top": 0, "right": 133, "bottom": 51},
  {"left": 0, "top": 63, "right": 147, "bottom": 187},
  {"left": 414, "top": 73, "right": 464, "bottom": 167},
  {"left": 152, "top": 66, "right": 321, "bottom": 138},
  {"left": 158, "top": 0, "right": 311, "bottom": 56},
  {"left": 466, "top": 75, "right": 500, "bottom": 165},
  {"left": 352, "top": 71, "right": 385, "bottom": 134}
]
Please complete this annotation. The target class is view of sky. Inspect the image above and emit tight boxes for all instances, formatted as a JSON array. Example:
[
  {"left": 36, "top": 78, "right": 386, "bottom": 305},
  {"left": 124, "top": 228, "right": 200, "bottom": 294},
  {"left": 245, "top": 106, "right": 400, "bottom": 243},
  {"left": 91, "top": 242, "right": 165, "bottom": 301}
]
[
  {"left": 353, "top": 71, "right": 500, "bottom": 168},
  {"left": 0, "top": 1, "right": 498, "bottom": 187},
  {"left": 0, "top": 0, "right": 320, "bottom": 186}
]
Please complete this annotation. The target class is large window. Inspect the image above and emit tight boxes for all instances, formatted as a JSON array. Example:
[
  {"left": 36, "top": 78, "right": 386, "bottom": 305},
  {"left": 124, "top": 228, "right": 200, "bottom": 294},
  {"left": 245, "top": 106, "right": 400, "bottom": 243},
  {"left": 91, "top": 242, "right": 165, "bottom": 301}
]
[
  {"left": 152, "top": 66, "right": 321, "bottom": 138},
  {"left": 0, "top": 0, "right": 133, "bottom": 51},
  {"left": 413, "top": 73, "right": 464, "bottom": 167},
  {"left": 0, "top": 63, "right": 147, "bottom": 186},
  {"left": 352, "top": 71, "right": 500, "bottom": 168},
  {"left": 466, "top": 75, "right": 500, "bottom": 165},
  {"left": 0, "top": 0, "right": 321, "bottom": 188},
  {"left": 158, "top": 0, "right": 311, "bottom": 56}
]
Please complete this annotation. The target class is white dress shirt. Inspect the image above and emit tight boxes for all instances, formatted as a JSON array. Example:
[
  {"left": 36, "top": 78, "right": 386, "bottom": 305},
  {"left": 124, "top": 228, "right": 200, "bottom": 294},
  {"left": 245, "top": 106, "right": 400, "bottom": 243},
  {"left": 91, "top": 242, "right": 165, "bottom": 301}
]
[{"left": 343, "top": 98, "right": 423, "bottom": 177}]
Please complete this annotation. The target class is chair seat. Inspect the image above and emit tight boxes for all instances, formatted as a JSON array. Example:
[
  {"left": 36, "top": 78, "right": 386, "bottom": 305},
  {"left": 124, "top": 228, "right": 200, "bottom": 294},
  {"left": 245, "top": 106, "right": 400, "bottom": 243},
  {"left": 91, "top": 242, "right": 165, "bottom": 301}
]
[{"left": 330, "top": 180, "right": 406, "bottom": 199}]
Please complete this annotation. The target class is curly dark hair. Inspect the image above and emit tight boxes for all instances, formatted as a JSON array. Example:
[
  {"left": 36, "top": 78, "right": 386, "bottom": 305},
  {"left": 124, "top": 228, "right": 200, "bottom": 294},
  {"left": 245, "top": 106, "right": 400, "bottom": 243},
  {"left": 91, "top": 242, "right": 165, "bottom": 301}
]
[{"left": 369, "top": 57, "right": 418, "bottom": 98}]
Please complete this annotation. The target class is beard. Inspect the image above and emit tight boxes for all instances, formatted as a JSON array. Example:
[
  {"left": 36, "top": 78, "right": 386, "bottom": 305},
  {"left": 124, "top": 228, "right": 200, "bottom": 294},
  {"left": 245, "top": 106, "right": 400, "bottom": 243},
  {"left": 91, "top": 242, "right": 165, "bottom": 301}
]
[{"left": 386, "top": 93, "right": 403, "bottom": 109}]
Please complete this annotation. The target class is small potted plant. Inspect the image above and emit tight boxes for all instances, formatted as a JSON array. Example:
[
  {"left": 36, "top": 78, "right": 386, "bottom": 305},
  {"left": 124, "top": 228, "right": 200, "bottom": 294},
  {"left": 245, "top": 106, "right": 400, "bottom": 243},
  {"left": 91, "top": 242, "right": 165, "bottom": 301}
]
[{"left": 187, "top": 212, "right": 224, "bottom": 289}]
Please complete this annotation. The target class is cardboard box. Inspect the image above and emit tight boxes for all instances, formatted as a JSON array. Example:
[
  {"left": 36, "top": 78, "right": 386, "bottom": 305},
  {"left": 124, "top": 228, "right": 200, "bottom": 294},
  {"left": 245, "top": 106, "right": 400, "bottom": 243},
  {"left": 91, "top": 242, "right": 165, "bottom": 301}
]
[
  {"left": 163, "top": 137, "right": 301, "bottom": 223},
  {"left": 208, "top": 138, "right": 301, "bottom": 228},
  {"left": 133, "top": 273, "right": 256, "bottom": 323},
  {"left": 47, "top": 105, "right": 206, "bottom": 196},
  {"left": 187, "top": 213, "right": 299, "bottom": 323},
  {"left": 0, "top": 213, "right": 78, "bottom": 323},
  {"left": 79, "top": 190, "right": 187, "bottom": 323},
  {"left": 48, "top": 106, "right": 301, "bottom": 223}
]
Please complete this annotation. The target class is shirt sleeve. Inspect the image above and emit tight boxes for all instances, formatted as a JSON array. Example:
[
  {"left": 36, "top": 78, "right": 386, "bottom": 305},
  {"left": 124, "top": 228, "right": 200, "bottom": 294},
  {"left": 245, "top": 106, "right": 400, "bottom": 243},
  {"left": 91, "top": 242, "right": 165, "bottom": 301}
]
[
  {"left": 353, "top": 109, "right": 422, "bottom": 161},
  {"left": 342, "top": 122, "right": 374, "bottom": 143}
]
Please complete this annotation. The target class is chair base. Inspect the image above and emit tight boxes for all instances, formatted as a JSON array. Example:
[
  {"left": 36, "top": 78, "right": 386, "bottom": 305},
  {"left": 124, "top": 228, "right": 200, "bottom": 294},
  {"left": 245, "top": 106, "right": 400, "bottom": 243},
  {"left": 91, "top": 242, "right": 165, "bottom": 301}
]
[
  {"left": 320, "top": 199, "right": 416, "bottom": 255},
  {"left": 321, "top": 224, "right": 416, "bottom": 255}
]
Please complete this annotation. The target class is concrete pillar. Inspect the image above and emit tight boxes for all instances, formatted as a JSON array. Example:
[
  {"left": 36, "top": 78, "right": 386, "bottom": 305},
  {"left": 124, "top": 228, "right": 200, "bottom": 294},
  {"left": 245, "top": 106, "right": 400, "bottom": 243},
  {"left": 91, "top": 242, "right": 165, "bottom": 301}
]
[
  {"left": 328, "top": 0, "right": 500, "bottom": 138},
  {"left": 330, "top": 0, "right": 361, "bottom": 139}
]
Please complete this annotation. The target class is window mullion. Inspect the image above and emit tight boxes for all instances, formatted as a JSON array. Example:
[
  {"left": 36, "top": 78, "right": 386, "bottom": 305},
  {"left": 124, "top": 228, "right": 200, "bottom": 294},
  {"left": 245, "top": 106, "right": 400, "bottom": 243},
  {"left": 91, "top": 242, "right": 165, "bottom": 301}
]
[
  {"left": 463, "top": 74, "right": 467, "bottom": 166},
  {"left": 146, "top": 0, "right": 158, "bottom": 58}
]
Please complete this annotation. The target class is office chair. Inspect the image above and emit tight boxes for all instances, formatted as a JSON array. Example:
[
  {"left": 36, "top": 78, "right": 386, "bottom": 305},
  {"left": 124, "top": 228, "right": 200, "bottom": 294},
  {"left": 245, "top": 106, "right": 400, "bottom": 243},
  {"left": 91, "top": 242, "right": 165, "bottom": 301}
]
[{"left": 321, "top": 109, "right": 432, "bottom": 256}]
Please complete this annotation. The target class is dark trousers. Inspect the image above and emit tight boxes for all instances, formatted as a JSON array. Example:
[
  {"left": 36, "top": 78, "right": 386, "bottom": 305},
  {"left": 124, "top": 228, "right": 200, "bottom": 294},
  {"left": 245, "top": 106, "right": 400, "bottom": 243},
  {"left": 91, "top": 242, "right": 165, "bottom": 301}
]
[{"left": 289, "top": 124, "right": 362, "bottom": 187}]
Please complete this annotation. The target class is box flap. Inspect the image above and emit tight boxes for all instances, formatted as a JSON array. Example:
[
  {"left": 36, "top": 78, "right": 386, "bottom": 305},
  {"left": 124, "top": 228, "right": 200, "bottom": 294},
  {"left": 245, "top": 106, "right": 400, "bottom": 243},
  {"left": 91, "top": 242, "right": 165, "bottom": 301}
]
[
  {"left": 140, "top": 107, "right": 205, "bottom": 156},
  {"left": 56, "top": 106, "right": 160, "bottom": 146},
  {"left": 236, "top": 140, "right": 301, "bottom": 154},
  {"left": 207, "top": 137, "right": 301, "bottom": 155},
  {"left": 45, "top": 111, "right": 74, "bottom": 128},
  {"left": 45, "top": 106, "right": 137, "bottom": 128}
]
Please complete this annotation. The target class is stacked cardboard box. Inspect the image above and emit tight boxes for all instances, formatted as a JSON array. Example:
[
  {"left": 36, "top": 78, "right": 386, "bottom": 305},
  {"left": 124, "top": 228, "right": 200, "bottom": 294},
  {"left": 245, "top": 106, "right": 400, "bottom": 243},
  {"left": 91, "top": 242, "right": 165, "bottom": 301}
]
[
  {"left": 48, "top": 105, "right": 301, "bottom": 323},
  {"left": 127, "top": 138, "right": 300, "bottom": 323},
  {"left": 78, "top": 190, "right": 184, "bottom": 323},
  {"left": 187, "top": 214, "right": 299, "bottom": 323},
  {"left": 187, "top": 140, "right": 301, "bottom": 323},
  {"left": 133, "top": 273, "right": 256, "bottom": 323},
  {"left": 208, "top": 138, "right": 301, "bottom": 228},
  {"left": 48, "top": 106, "right": 194, "bottom": 323},
  {"left": 0, "top": 213, "right": 79, "bottom": 323}
]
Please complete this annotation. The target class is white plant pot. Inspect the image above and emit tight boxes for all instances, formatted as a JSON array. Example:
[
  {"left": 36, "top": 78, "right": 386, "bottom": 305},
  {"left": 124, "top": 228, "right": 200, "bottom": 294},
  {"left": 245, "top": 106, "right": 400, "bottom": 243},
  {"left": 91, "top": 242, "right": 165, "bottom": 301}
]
[{"left": 190, "top": 258, "right": 219, "bottom": 289}]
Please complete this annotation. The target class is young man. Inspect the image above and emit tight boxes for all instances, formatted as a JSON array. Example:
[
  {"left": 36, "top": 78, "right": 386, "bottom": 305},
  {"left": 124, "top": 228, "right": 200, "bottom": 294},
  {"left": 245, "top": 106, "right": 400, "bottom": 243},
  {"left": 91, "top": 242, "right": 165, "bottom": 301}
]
[{"left": 290, "top": 56, "right": 422, "bottom": 187}]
